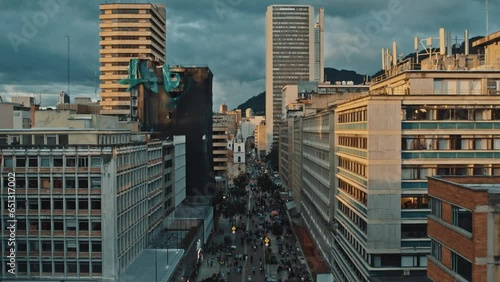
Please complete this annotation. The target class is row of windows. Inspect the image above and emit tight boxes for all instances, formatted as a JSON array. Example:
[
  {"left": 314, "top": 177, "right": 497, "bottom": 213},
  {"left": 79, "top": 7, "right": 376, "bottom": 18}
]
[
  {"left": 302, "top": 145, "right": 329, "bottom": 162},
  {"left": 401, "top": 195, "right": 429, "bottom": 209},
  {"left": 2, "top": 198, "right": 101, "bottom": 212},
  {"left": 117, "top": 151, "right": 148, "bottom": 167},
  {"left": 0, "top": 134, "right": 66, "bottom": 146},
  {"left": 338, "top": 179, "right": 367, "bottom": 206},
  {"left": 302, "top": 131, "right": 329, "bottom": 145},
  {"left": 402, "top": 165, "right": 500, "bottom": 179},
  {"left": 3, "top": 176, "right": 101, "bottom": 190},
  {"left": 0, "top": 219, "right": 101, "bottom": 232},
  {"left": 404, "top": 107, "right": 500, "bottom": 121},
  {"left": 401, "top": 224, "right": 427, "bottom": 239},
  {"left": 338, "top": 156, "right": 367, "bottom": 178},
  {"left": 402, "top": 136, "right": 500, "bottom": 150},
  {"left": 338, "top": 108, "right": 367, "bottom": 123},
  {"left": 107, "top": 45, "right": 147, "bottom": 49},
  {"left": 338, "top": 200, "right": 367, "bottom": 234},
  {"left": 8, "top": 260, "right": 102, "bottom": 274},
  {"left": 303, "top": 114, "right": 330, "bottom": 128},
  {"left": 3, "top": 156, "right": 101, "bottom": 168},
  {"left": 2, "top": 240, "right": 102, "bottom": 253},
  {"left": 338, "top": 136, "right": 367, "bottom": 149}
]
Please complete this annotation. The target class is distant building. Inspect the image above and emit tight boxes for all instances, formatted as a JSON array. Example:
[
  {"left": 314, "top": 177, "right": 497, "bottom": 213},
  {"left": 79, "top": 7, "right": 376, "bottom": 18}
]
[
  {"left": 246, "top": 108, "right": 253, "bottom": 118},
  {"left": 427, "top": 176, "right": 500, "bottom": 282},
  {"left": 219, "top": 103, "right": 228, "bottom": 113},
  {"left": 0, "top": 102, "right": 32, "bottom": 129},
  {"left": 56, "top": 96, "right": 100, "bottom": 115},
  {"left": 266, "top": 5, "right": 324, "bottom": 152},
  {"left": 225, "top": 111, "right": 238, "bottom": 136},
  {"left": 240, "top": 120, "right": 255, "bottom": 140},
  {"left": 57, "top": 91, "right": 70, "bottom": 105},
  {"left": 254, "top": 121, "right": 266, "bottom": 160},
  {"left": 99, "top": 3, "right": 166, "bottom": 119},
  {"left": 212, "top": 113, "right": 229, "bottom": 189},
  {"left": 11, "top": 96, "right": 35, "bottom": 107},
  {"left": 74, "top": 97, "right": 93, "bottom": 104}
]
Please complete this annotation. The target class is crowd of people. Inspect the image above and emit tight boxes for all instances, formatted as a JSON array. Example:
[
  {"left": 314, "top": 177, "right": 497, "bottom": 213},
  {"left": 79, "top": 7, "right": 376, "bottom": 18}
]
[{"left": 198, "top": 160, "right": 312, "bottom": 282}]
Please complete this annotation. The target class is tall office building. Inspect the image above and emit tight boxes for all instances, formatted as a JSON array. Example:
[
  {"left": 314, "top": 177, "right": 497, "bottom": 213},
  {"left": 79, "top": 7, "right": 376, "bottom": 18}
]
[
  {"left": 265, "top": 5, "right": 324, "bottom": 152},
  {"left": 99, "top": 3, "right": 166, "bottom": 119},
  {"left": 314, "top": 8, "right": 325, "bottom": 83}
]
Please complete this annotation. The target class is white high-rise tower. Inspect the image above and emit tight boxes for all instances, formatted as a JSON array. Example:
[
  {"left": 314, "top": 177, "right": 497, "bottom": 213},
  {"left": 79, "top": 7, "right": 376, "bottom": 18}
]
[{"left": 265, "top": 5, "right": 324, "bottom": 152}]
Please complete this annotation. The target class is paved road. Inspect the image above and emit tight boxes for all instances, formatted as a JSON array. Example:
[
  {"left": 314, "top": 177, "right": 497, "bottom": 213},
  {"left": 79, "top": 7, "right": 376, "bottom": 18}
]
[{"left": 196, "top": 161, "right": 308, "bottom": 282}]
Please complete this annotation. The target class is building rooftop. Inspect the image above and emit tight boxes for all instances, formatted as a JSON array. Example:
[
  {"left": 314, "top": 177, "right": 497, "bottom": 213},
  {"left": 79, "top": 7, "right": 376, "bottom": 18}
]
[
  {"left": 119, "top": 249, "right": 184, "bottom": 282},
  {"left": 472, "top": 30, "right": 500, "bottom": 47},
  {"left": 429, "top": 175, "right": 500, "bottom": 194}
]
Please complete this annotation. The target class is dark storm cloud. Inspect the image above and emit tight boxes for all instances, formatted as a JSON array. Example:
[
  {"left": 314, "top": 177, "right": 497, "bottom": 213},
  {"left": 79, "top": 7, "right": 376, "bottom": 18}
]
[{"left": 0, "top": 0, "right": 496, "bottom": 110}]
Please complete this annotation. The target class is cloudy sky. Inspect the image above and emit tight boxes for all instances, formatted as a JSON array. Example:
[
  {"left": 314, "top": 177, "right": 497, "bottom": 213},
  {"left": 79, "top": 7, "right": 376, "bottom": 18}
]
[{"left": 0, "top": 0, "right": 497, "bottom": 110}]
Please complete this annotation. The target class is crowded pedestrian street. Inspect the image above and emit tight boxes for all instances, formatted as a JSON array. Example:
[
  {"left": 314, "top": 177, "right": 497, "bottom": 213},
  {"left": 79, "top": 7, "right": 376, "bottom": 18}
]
[{"left": 196, "top": 160, "right": 312, "bottom": 282}]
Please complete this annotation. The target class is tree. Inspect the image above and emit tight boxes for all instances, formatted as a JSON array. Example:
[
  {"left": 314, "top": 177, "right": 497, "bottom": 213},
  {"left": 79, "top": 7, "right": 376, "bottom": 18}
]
[
  {"left": 257, "top": 174, "right": 276, "bottom": 192},
  {"left": 233, "top": 172, "right": 249, "bottom": 189}
]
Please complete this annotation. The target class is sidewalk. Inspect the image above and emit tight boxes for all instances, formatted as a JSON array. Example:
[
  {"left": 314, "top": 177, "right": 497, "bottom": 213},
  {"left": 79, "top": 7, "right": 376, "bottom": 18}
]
[{"left": 196, "top": 216, "right": 232, "bottom": 281}]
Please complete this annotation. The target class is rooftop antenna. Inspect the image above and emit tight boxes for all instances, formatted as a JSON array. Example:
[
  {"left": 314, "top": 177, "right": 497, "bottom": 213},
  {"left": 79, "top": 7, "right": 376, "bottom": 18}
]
[
  {"left": 486, "top": 0, "right": 489, "bottom": 36},
  {"left": 38, "top": 90, "right": 47, "bottom": 106},
  {"left": 65, "top": 34, "right": 70, "bottom": 97}
]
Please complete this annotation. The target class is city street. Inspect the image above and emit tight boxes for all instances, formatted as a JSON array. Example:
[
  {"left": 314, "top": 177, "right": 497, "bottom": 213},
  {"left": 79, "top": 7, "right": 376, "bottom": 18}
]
[{"left": 196, "top": 161, "right": 311, "bottom": 282}]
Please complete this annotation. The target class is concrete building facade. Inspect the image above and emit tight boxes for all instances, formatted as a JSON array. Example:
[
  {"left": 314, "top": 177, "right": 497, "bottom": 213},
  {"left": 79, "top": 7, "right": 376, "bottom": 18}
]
[
  {"left": 0, "top": 111, "right": 186, "bottom": 281},
  {"left": 427, "top": 176, "right": 500, "bottom": 282},
  {"left": 254, "top": 121, "right": 267, "bottom": 160},
  {"left": 99, "top": 3, "right": 166, "bottom": 118},
  {"left": 212, "top": 113, "right": 229, "bottom": 179},
  {"left": 278, "top": 29, "right": 500, "bottom": 281},
  {"left": 0, "top": 103, "right": 32, "bottom": 130}
]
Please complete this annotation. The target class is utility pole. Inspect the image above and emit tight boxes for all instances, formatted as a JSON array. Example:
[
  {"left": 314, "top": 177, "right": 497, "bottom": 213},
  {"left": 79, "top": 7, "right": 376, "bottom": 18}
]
[
  {"left": 65, "top": 34, "right": 70, "bottom": 97},
  {"left": 486, "top": 0, "right": 489, "bottom": 36}
]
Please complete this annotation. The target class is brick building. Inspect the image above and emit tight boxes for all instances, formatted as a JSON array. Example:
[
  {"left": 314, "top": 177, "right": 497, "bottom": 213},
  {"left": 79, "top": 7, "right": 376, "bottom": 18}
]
[{"left": 427, "top": 176, "right": 500, "bottom": 282}]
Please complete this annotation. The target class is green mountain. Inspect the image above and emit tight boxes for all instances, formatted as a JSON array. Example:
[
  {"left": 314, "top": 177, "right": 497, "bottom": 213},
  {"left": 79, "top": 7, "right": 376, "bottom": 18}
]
[
  {"left": 236, "top": 91, "right": 265, "bottom": 115},
  {"left": 236, "top": 67, "right": 367, "bottom": 115}
]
